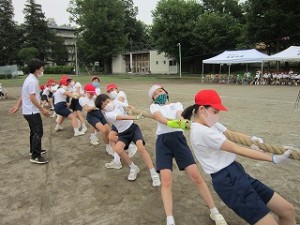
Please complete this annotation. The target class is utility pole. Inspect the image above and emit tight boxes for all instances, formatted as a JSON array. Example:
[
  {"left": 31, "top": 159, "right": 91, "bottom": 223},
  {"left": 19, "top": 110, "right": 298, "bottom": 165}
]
[{"left": 177, "top": 43, "right": 182, "bottom": 78}]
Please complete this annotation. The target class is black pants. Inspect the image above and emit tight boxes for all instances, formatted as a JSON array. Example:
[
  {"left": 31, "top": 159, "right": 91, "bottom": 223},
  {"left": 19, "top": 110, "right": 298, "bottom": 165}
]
[{"left": 23, "top": 113, "right": 44, "bottom": 158}]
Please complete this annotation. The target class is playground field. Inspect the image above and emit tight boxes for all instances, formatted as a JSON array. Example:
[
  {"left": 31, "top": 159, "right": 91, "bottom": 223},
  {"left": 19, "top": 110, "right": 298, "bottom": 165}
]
[{"left": 0, "top": 75, "right": 299, "bottom": 225}]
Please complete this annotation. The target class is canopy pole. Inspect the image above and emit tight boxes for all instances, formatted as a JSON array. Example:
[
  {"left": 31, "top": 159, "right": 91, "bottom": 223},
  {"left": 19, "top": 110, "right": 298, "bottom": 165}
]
[
  {"left": 228, "top": 64, "right": 231, "bottom": 84},
  {"left": 201, "top": 63, "right": 204, "bottom": 83}
]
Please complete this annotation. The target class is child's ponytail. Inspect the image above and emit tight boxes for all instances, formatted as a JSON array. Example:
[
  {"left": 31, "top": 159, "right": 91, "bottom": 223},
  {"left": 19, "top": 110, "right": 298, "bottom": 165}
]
[{"left": 182, "top": 104, "right": 199, "bottom": 120}]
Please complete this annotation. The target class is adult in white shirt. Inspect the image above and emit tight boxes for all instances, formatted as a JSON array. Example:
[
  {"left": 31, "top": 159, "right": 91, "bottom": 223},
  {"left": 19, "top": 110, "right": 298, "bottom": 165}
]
[
  {"left": 10, "top": 59, "right": 50, "bottom": 164},
  {"left": 182, "top": 89, "right": 296, "bottom": 225}
]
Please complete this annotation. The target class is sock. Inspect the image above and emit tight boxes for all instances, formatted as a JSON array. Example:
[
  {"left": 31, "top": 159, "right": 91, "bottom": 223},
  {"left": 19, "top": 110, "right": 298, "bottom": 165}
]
[
  {"left": 166, "top": 216, "right": 175, "bottom": 225},
  {"left": 149, "top": 168, "right": 157, "bottom": 177},
  {"left": 90, "top": 133, "right": 96, "bottom": 138},
  {"left": 113, "top": 152, "right": 120, "bottom": 164},
  {"left": 129, "top": 162, "right": 135, "bottom": 168},
  {"left": 210, "top": 207, "right": 219, "bottom": 215},
  {"left": 74, "top": 128, "right": 79, "bottom": 133},
  {"left": 106, "top": 144, "right": 111, "bottom": 148}
]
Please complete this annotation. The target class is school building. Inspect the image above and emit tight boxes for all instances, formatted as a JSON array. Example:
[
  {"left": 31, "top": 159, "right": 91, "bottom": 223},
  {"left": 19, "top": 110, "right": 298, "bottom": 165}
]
[{"left": 112, "top": 50, "right": 178, "bottom": 74}]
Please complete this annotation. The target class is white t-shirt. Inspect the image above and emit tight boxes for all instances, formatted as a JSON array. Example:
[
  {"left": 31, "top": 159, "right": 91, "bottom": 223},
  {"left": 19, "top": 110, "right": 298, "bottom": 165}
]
[
  {"left": 73, "top": 82, "right": 84, "bottom": 95},
  {"left": 114, "top": 91, "right": 128, "bottom": 105},
  {"left": 79, "top": 95, "right": 96, "bottom": 110},
  {"left": 104, "top": 101, "right": 133, "bottom": 133},
  {"left": 95, "top": 87, "right": 101, "bottom": 96},
  {"left": 150, "top": 102, "right": 183, "bottom": 135},
  {"left": 21, "top": 74, "right": 40, "bottom": 115},
  {"left": 53, "top": 88, "right": 67, "bottom": 104},
  {"left": 42, "top": 87, "right": 50, "bottom": 96},
  {"left": 190, "top": 122, "right": 236, "bottom": 174},
  {"left": 0, "top": 85, "right": 3, "bottom": 92}
]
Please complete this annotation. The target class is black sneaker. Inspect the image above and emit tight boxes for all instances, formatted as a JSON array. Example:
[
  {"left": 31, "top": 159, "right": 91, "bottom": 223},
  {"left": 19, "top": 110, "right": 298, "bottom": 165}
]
[
  {"left": 29, "top": 149, "right": 47, "bottom": 156},
  {"left": 30, "top": 156, "right": 48, "bottom": 164}
]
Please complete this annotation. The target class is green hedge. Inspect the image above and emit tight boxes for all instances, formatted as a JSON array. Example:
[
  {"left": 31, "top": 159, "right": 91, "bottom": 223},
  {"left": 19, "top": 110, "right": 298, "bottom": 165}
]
[
  {"left": 0, "top": 74, "right": 13, "bottom": 79},
  {"left": 44, "top": 66, "right": 74, "bottom": 75}
]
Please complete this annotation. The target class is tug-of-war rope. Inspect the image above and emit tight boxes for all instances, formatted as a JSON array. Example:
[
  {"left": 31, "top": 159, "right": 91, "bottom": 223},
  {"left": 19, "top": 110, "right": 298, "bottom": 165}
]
[
  {"left": 224, "top": 132, "right": 300, "bottom": 161},
  {"left": 130, "top": 108, "right": 300, "bottom": 161}
]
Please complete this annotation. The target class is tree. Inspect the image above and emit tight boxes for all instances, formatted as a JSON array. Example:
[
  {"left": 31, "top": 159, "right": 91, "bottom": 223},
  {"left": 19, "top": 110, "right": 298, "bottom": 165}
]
[
  {"left": 22, "top": 0, "right": 52, "bottom": 60},
  {"left": 151, "top": 0, "right": 204, "bottom": 60},
  {"left": 69, "top": 0, "right": 128, "bottom": 73},
  {"left": 202, "top": 0, "right": 244, "bottom": 21},
  {"left": 193, "top": 12, "right": 242, "bottom": 54},
  {"left": 0, "top": 0, "right": 20, "bottom": 65},
  {"left": 49, "top": 36, "right": 68, "bottom": 65},
  {"left": 245, "top": 0, "right": 300, "bottom": 54},
  {"left": 17, "top": 47, "right": 40, "bottom": 62}
]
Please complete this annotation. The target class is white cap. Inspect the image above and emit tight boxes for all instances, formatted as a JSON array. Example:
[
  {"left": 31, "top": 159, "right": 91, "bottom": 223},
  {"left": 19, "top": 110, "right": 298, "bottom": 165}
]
[{"left": 148, "top": 84, "right": 163, "bottom": 99}]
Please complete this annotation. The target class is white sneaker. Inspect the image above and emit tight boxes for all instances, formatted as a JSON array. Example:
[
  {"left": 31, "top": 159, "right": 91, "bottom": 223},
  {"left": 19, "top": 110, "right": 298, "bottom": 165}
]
[
  {"left": 151, "top": 174, "right": 161, "bottom": 187},
  {"left": 74, "top": 131, "right": 85, "bottom": 137},
  {"left": 81, "top": 125, "right": 87, "bottom": 133},
  {"left": 127, "top": 143, "right": 138, "bottom": 158},
  {"left": 90, "top": 138, "right": 99, "bottom": 146},
  {"left": 105, "top": 160, "right": 122, "bottom": 169},
  {"left": 105, "top": 145, "right": 114, "bottom": 156},
  {"left": 54, "top": 124, "right": 63, "bottom": 131},
  {"left": 210, "top": 213, "right": 228, "bottom": 225},
  {"left": 128, "top": 165, "right": 140, "bottom": 181}
]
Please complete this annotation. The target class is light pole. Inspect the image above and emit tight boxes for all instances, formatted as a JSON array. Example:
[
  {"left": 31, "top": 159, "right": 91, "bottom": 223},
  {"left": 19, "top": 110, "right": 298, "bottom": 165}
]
[
  {"left": 74, "top": 41, "right": 78, "bottom": 77},
  {"left": 177, "top": 43, "right": 182, "bottom": 78}
]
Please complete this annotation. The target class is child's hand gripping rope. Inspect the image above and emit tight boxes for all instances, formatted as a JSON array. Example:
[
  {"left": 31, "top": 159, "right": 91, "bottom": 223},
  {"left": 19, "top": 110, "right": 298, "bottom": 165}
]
[
  {"left": 272, "top": 149, "right": 293, "bottom": 164},
  {"left": 167, "top": 119, "right": 190, "bottom": 130}
]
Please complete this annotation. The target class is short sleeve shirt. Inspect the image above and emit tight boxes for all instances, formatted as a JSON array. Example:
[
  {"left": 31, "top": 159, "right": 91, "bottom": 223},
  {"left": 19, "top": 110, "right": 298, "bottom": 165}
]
[
  {"left": 190, "top": 122, "right": 236, "bottom": 174},
  {"left": 53, "top": 88, "right": 67, "bottom": 104},
  {"left": 104, "top": 101, "right": 133, "bottom": 133},
  {"left": 21, "top": 74, "right": 40, "bottom": 115},
  {"left": 150, "top": 102, "right": 183, "bottom": 135}
]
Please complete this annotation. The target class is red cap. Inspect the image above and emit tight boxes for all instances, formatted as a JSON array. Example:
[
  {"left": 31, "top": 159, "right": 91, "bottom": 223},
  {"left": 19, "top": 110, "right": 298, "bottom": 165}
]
[
  {"left": 84, "top": 83, "right": 96, "bottom": 94},
  {"left": 91, "top": 76, "right": 100, "bottom": 82},
  {"left": 61, "top": 74, "right": 72, "bottom": 81},
  {"left": 59, "top": 78, "right": 69, "bottom": 86},
  {"left": 194, "top": 90, "right": 227, "bottom": 111},
  {"left": 46, "top": 78, "right": 56, "bottom": 87},
  {"left": 39, "top": 84, "right": 45, "bottom": 90},
  {"left": 106, "top": 83, "right": 117, "bottom": 92}
]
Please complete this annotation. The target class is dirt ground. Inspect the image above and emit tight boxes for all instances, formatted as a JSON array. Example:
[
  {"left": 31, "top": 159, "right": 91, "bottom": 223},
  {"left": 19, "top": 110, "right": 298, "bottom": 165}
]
[{"left": 0, "top": 78, "right": 299, "bottom": 225}]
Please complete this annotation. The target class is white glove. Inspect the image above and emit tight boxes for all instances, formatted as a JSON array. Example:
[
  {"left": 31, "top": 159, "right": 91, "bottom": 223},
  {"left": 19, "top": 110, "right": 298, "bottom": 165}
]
[
  {"left": 136, "top": 112, "right": 143, "bottom": 120},
  {"left": 250, "top": 136, "right": 264, "bottom": 144},
  {"left": 250, "top": 144, "right": 261, "bottom": 151},
  {"left": 272, "top": 150, "right": 293, "bottom": 164}
]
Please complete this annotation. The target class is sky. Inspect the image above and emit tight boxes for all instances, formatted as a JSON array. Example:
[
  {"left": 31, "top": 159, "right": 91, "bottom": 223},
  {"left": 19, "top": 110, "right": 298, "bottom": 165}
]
[{"left": 12, "top": 0, "right": 159, "bottom": 25}]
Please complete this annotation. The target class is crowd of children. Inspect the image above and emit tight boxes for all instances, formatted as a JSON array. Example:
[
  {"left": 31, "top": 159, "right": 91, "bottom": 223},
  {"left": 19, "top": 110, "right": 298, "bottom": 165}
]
[{"left": 18, "top": 72, "right": 297, "bottom": 225}]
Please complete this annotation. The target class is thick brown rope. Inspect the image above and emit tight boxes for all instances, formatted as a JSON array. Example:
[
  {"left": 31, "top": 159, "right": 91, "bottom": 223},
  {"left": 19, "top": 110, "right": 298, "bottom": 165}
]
[
  {"left": 224, "top": 132, "right": 300, "bottom": 160},
  {"left": 128, "top": 107, "right": 154, "bottom": 119}
]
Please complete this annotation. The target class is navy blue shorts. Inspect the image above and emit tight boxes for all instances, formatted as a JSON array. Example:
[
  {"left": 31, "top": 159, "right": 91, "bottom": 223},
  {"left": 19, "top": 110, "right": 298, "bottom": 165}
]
[
  {"left": 48, "top": 92, "right": 53, "bottom": 98},
  {"left": 86, "top": 110, "right": 108, "bottom": 128},
  {"left": 156, "top": 131, "right": 196, "bottom": 172},
  {"left": 111, "top": 124, "right": 118, "bottom": 132},
  {"left": 54, "top": 102, "right": 72, "bottom": 117},
  {"left": 211, "top": 161, "right": 274, "bottom": 224},
  {"left": 118, "top": 123, "right": 144, "bottom": 149},
  {"left": 41, "top": 94, "right": 48, "bottom": 101},
  {"left": 69, "top": 99, "right": 82, "bottom": 112}
]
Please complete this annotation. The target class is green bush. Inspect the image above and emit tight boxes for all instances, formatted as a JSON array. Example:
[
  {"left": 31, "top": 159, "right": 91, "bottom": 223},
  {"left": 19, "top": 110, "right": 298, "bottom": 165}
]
[
  {"left": 0, "top": 74, "right": 12, "bottom": 79},
  {"left": 44, "top": 66, "right": 74, "bottom": 75}
]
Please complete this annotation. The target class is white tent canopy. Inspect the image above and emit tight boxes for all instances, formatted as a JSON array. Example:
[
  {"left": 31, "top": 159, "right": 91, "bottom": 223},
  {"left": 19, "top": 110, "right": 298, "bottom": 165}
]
[
  {"left": 203, "top": 49, "right": 269, "bottom": 64},
  {"left": 263, "top": 46, "right": 300, "bottom": 62}
]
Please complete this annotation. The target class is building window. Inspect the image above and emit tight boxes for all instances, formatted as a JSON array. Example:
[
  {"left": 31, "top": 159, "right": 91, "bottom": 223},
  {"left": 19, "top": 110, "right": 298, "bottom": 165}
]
[
  {"left": 169, "top": 60, "right": 177, "bottom": 66},
  {"left": 164, "top": 61, "right": 166, "bottom": 64},
  {"left": 156, "top": 61, "right": 159, "bottom": 64}
]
